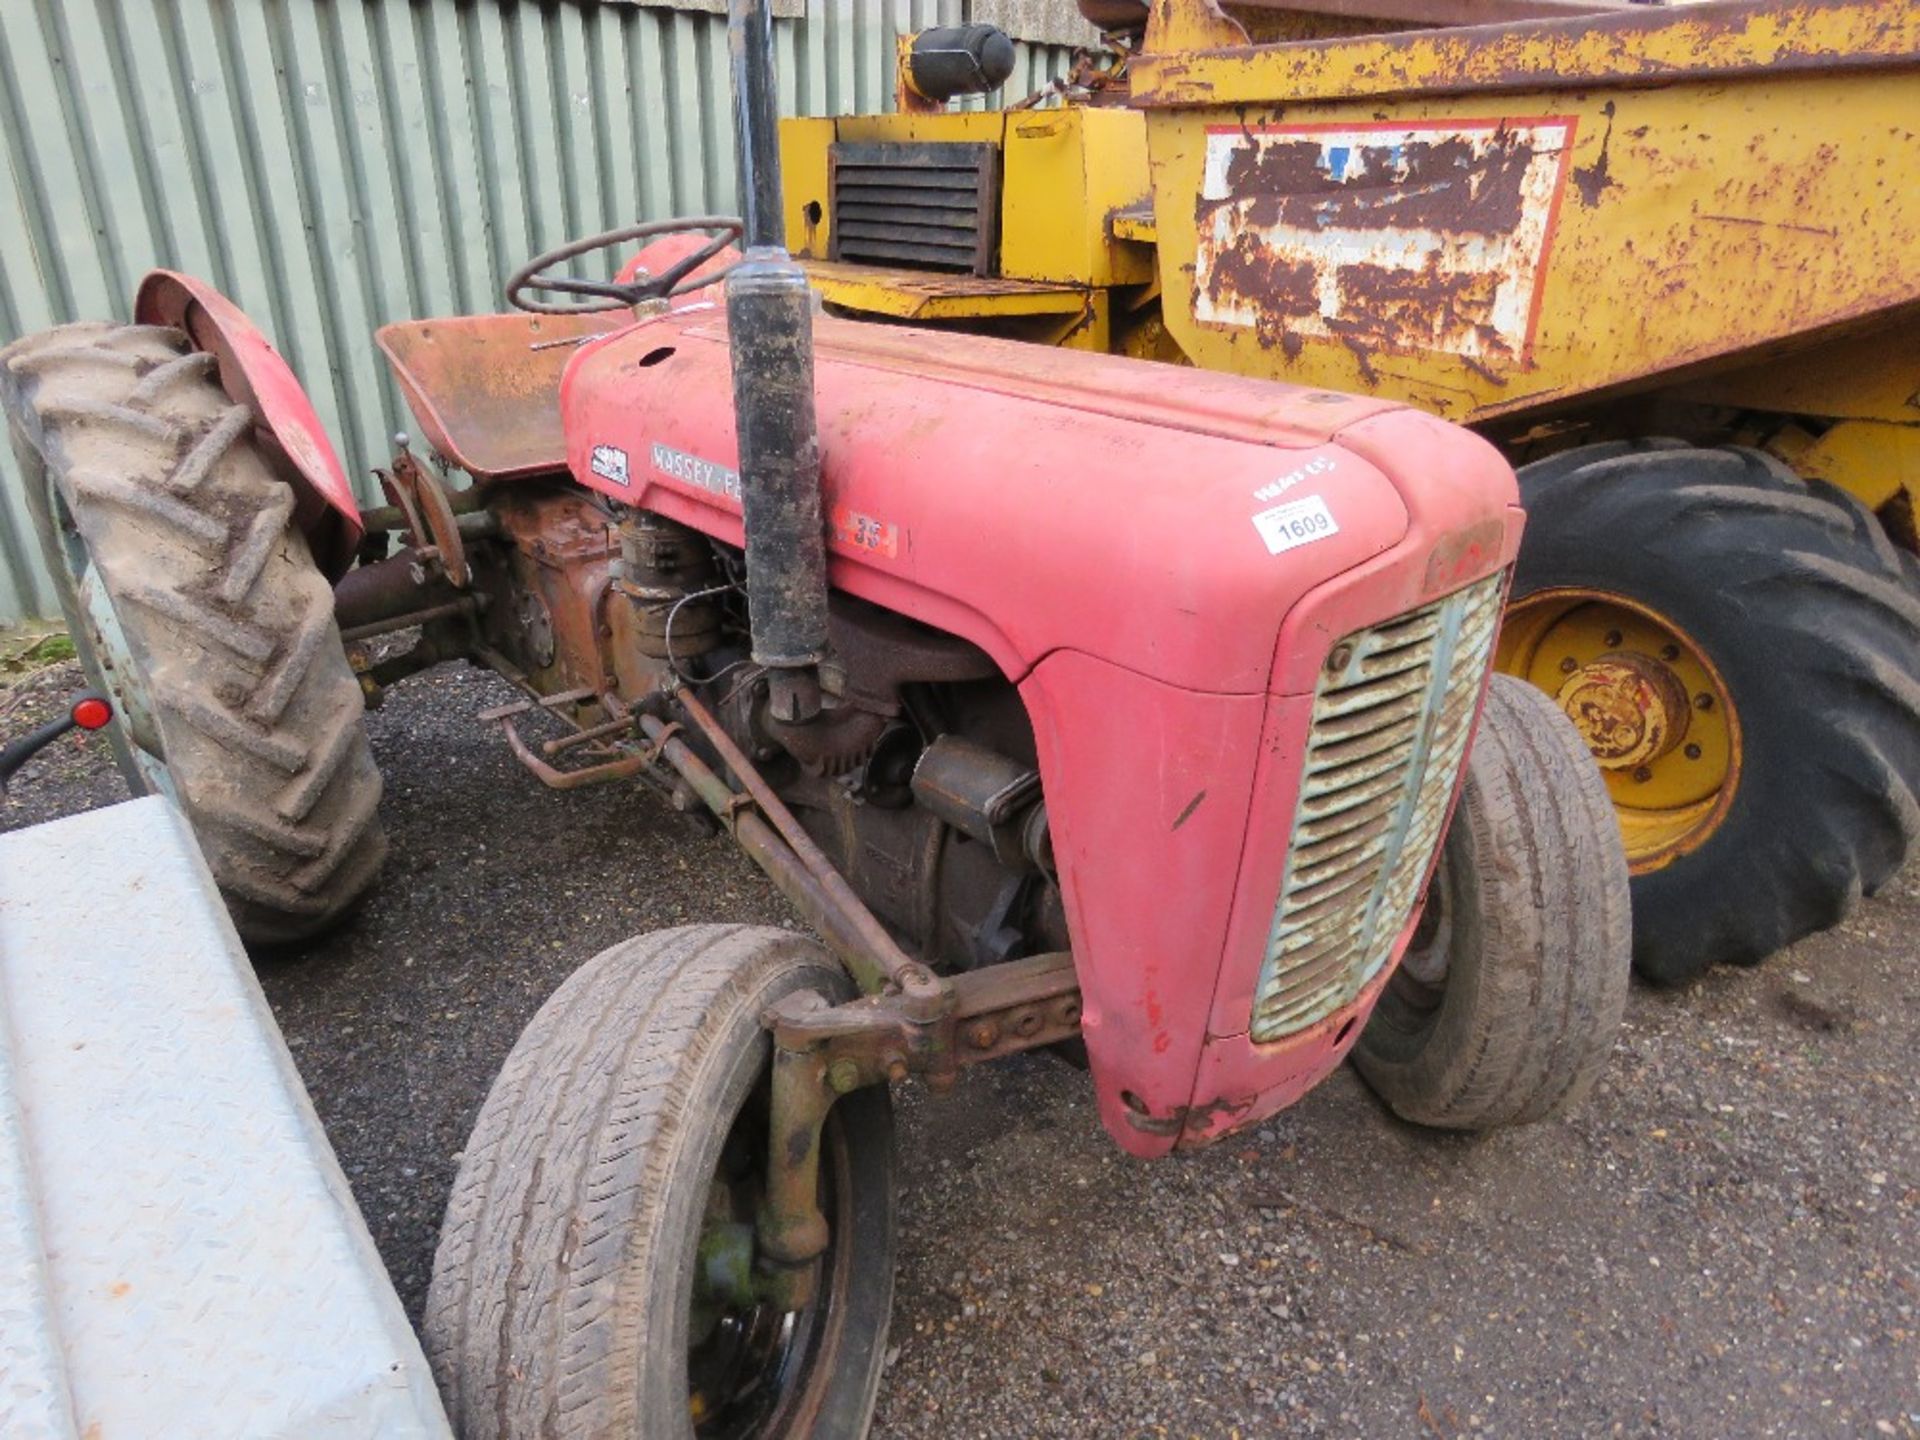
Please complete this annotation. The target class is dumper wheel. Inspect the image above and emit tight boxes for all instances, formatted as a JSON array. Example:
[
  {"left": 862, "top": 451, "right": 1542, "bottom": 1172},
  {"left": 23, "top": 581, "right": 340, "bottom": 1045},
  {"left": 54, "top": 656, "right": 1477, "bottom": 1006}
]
[
  {"left": 0, "top": 322, "right": 384, "bottom": 944},
  {"left": 1501, "top": 440, "right": 1920, "bottom": 982},
  {"left": 1353, "top": 675, "right": 1631, "bottom": 1129},
  {"left": 425, "top": 924, "right": 896, "bottom": 1440}
]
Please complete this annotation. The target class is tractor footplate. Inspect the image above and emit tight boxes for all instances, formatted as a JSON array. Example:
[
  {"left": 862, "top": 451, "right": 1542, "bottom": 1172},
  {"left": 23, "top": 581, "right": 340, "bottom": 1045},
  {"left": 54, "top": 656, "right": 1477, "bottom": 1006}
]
[{"left": 480, "top": 689, "right": 660, "bottom": 791}]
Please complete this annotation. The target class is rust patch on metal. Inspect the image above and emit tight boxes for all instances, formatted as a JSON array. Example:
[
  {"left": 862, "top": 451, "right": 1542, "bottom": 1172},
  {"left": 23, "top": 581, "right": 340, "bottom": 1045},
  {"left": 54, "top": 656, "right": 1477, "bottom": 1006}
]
[
  {"left": 1193, "top": 118, "right": 1577, "bottom": 368},
  {"left": 1571, "top": 100, "right": 1619, "bottom": 206},
  {"left": 1554, "top": 650, "right": 1693, "bottom": 769},
  {"left": 1218, "top": 132, "right": 1534, "bottom": 237},
  {"left": 1133, "top": 0, "right": 1919, "bottom": 110}
]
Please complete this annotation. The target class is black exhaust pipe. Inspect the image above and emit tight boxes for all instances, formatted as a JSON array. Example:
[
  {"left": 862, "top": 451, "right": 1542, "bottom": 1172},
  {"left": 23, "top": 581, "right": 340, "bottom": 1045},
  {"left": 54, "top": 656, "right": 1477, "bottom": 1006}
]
[{"left": 725, "top": 0, "right": 829, "bottom": 724}]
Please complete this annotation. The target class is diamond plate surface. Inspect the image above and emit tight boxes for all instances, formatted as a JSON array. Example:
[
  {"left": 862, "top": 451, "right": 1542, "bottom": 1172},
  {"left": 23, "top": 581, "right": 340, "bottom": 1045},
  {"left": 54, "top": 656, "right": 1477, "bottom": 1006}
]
[{"left": 0, "top": 797, "right": 450, "bottom": 1439}]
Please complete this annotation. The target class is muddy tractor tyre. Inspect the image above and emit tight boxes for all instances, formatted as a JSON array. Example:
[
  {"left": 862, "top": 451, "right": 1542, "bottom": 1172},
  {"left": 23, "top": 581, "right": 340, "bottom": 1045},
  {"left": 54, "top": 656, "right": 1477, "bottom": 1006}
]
[
  {"left": 425, "top": 924, "right": 897, "bottom": 1440},
  {"left": 1502, "top": 441, "right": 1920, "bottom": 983},
  {"left": 1354, "top": 675, "right": 1632, "bottom": 1130},
  {"left": 1, "top": 322, "right": 384, "bottom": 944}
]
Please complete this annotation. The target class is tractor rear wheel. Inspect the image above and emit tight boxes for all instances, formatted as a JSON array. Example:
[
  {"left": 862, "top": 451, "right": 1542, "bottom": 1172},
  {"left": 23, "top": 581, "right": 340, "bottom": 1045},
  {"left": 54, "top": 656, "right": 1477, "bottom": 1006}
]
[
  {"left": 1, "top": 322, "right": 384, "bottom": 944},
  {"left": 1353, "top": 675, "right": 1631, "bottom": 1129},
  {"left": 425, "top": 924, "right": 896, "bottom": 1440},
  {"left": 1502, "top": 441, "right": 1920, "bottom": 982}
]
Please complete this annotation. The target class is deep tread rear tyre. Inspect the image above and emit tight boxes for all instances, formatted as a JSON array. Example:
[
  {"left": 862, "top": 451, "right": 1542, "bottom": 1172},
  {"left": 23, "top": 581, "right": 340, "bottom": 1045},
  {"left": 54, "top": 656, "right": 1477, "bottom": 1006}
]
[
  {"left": 1, "top": 321, "right": 384, "bottom": 944},
  {"left": 425, "top": 924, "right": 897, "bottom": 1440},
  {"left": 1354, "top": 676, "right": 1631, "bottom": 1129},
  {"left": 1512, "top": 441, "right": 1920, "bottom": 981}
]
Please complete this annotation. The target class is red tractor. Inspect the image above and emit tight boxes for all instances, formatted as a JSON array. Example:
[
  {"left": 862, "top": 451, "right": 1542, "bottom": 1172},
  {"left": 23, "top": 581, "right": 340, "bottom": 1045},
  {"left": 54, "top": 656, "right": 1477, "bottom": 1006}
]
[{"left": 0, "top": 4, "right": 1626, "bottom": 1435}]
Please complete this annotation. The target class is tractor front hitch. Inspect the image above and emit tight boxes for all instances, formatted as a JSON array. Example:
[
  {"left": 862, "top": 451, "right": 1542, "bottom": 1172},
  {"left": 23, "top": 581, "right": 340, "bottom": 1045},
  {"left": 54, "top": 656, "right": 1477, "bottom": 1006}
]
[
  {"left": 623, "top": 684, "right": 1083, "bottom": 1313},
  {"left": 754, "top": 952, "right": 1083, "bottom": 1310}
]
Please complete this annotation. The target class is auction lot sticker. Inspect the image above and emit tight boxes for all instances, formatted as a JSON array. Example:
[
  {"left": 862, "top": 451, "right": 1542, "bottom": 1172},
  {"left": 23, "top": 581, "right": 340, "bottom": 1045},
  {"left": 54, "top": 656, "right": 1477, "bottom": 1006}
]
[{"left": 1253, "top": 495, "right": 1339, "bottom": 555}]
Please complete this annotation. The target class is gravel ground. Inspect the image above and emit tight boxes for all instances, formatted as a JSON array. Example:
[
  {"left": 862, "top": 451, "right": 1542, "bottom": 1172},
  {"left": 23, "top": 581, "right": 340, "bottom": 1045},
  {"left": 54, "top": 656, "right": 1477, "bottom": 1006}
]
[{"left": 5, "top": 658, "right": 1918, "bottom": 1438}]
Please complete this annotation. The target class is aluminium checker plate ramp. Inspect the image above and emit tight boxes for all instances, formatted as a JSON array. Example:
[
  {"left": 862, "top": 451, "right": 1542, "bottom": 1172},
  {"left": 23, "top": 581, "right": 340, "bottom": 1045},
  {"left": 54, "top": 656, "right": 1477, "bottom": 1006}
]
[{"left": 0, "top": 797, "right": 450, "bottom": 1440}]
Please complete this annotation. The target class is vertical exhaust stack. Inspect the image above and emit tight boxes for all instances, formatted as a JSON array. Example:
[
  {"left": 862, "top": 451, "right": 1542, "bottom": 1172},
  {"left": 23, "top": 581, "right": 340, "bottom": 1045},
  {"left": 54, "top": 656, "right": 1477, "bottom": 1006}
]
[{"left": 725, "top": 0, "right": 830, "bottom": 724}]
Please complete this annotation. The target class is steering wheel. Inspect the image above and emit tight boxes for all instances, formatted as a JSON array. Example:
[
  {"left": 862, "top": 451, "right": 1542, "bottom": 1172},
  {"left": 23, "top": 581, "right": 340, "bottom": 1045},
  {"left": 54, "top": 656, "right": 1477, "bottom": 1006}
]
[{"left": 506, "top": 216, "right": 745, "bottom": 315}]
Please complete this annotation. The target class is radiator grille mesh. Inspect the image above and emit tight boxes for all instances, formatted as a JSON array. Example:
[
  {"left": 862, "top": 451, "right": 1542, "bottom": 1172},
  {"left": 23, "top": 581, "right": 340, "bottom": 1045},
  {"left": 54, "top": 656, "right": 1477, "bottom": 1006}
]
[{"left": 1249, "top": 572, "right": 1507, "bottom": 1043}]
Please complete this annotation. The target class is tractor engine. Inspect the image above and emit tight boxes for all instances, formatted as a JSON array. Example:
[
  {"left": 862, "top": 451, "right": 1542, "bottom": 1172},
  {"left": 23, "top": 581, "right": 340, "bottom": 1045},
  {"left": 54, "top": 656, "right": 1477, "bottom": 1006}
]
[{"left": 467, "top": 485, "right": 1074, "bottom": 978}]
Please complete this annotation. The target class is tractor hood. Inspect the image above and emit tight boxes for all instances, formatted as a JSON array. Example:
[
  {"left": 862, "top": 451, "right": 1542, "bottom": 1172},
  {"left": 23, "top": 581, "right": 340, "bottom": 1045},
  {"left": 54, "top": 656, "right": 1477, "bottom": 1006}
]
[
  {"left": 562, "top": 307, "right": 1521, "bottom": 1158},
  {"left": 560, "top": 308, "right": 1513, "bottom": 697}
]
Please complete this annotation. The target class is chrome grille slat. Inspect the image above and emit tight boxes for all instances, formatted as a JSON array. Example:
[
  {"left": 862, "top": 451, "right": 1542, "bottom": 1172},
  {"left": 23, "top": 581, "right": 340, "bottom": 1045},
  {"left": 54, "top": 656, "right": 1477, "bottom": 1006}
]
[
  {"left": 1287, "top": 830, "right": 1392, "bottom": 892},
  {"left": 1304, "top": 714, "right": 1422, "bottom": 774},
  {"left": 1249, "top": 571, "right": 1508, "bottom": 1044},
  {"left": 1297, "top": 765, "right": 1412, "bottom": 821},
  {"left": 1304, "top": 692, "right": 1425, "bottom": 744},
  {"left": 1345, "top": 634, "right": 1439, "bottom": 682},
  {"left": 1304, "top": 735, "right": 1419, "bottom": 793},
  {"left": 1294, "top": 789, "right": 1406, "bottom": 847},
  {"left": 1311, "top": 667, "right": 1433, "bottom": 718},
  {"left": 1276, "top": 866, "right": 1384, "bottom": 925}
]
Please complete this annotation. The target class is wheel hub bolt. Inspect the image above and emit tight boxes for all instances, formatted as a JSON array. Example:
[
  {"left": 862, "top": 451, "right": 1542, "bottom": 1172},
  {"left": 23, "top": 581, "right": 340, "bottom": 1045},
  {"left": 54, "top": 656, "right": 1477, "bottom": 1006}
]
[{"left": 827, "top": 1057, "right": 862, "bottom": 1094}]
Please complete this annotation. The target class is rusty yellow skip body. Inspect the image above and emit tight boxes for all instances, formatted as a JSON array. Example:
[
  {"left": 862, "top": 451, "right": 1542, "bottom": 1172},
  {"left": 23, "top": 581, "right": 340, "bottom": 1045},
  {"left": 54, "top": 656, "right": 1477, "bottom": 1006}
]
[
  {"left": 784, "top": 0, "right": 1919, "bottom": 518},
  {"left": 1133, "top": 0, "right": 1920, "bottom": 471},
  {"left": 780, "top": 0, "right": 1920, "bottom": 985}
]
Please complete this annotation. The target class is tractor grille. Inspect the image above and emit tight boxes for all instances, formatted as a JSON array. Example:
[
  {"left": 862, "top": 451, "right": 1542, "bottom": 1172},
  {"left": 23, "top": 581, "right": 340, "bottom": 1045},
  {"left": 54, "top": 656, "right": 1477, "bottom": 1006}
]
[
  {"left": 1249, "top": 572, "right": 1507, "bottom": 1043},
  {"left": 828, "top": 141, "right": 999, "bottom": 276}
]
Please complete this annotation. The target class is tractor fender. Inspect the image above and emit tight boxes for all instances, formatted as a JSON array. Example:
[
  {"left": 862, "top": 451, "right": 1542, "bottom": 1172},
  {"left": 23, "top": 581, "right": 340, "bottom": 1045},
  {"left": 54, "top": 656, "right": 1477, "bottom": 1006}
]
[{"left": 134, "top": 271, "right": 363, "bottom": 577}]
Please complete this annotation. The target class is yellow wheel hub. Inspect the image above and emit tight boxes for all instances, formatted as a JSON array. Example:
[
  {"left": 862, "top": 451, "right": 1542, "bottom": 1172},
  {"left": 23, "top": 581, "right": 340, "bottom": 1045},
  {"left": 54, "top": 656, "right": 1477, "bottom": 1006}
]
[{"left": 1497, "top": 589, "right": 1739, "bottom": 871}]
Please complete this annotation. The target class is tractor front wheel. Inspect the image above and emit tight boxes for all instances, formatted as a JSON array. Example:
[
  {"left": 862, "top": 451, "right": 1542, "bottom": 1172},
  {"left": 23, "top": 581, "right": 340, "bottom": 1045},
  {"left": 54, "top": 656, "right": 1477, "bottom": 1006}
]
[
  {"left": 1503, "top": 441, "right": 1920, "bottom": 982},
  {"left": 1, "top": 322, "right": 384, "bottom": 944},
  {"left": 1354, "top": 675, "right": 1632, "bottom": 1130},
  {"left": 425, "top": 924, "right": 897, "bottom": 1440}
]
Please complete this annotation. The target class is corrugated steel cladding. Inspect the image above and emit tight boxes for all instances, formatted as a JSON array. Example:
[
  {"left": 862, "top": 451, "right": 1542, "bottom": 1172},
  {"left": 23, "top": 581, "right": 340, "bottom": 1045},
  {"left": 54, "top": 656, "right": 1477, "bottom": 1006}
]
[{"left": 0, "top": 1, "right": 1075, "bottom": 622}]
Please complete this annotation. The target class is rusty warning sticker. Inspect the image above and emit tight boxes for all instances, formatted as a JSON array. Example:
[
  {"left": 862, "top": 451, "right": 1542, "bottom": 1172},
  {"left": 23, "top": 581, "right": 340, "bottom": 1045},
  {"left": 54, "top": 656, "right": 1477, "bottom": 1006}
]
[{"left": 1194, "top": 117, "right": 1577, "bottom": 366}]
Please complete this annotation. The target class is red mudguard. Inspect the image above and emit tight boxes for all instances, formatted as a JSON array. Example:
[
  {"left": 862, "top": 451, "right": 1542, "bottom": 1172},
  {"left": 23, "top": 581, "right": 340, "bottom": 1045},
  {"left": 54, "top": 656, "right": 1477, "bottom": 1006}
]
[{"left": 134, "top": 272, "right": 363, "bottom": 576}]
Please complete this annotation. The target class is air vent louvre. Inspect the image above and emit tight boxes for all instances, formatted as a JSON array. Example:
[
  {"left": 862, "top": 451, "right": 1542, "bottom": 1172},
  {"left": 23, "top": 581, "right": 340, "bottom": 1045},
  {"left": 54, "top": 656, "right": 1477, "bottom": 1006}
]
[{"left": 828, "top": 141, "right": 999, "bottom": 276}]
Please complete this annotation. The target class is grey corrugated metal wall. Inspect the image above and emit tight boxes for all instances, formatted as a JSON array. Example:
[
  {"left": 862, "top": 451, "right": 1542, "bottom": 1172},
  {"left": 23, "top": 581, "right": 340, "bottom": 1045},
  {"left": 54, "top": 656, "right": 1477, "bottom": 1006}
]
[{"left": 0, "top": 0, "right": 1075, "bottom": 623}]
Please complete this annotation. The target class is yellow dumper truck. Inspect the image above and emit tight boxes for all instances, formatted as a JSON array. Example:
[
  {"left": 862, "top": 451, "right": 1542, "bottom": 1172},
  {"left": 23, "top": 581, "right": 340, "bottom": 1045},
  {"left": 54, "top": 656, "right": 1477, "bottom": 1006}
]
[{"left": 780, "top": 0, "right": 1920, "bottom": 982}]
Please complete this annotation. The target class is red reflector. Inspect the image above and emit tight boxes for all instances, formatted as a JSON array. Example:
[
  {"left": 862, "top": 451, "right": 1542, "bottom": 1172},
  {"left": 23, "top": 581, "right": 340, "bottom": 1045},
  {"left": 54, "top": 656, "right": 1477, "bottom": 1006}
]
[{"left": 71, "top": 696, "right": 113, "bottom": 731}]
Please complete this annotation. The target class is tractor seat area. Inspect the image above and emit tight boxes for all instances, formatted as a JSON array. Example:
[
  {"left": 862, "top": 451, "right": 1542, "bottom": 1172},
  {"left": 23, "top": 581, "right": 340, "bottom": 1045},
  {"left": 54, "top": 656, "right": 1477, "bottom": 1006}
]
[{"left": 375, "top": 311, "right": 628, "bottom": 481}]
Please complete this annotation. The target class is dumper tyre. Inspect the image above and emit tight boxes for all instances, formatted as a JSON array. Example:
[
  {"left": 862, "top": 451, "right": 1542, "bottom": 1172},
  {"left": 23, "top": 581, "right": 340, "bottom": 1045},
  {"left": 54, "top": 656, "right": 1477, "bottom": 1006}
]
[
  {"left": 1353, "top": 675, "right": 1631, "bottom": 1130},
  {"left": 425, "top": 924, "right": 896, "bottom": 1440},
  {"left": 1506, "top": 440, "right": 1920, "bottom": 981},
  {"left": 0, "top": 321, "right": 384, "bottom": 944}
]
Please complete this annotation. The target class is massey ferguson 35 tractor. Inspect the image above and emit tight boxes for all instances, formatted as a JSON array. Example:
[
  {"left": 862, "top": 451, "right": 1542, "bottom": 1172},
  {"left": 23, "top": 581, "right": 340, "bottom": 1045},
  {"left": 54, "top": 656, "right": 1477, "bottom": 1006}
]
[{"left": 0, "top": 3, "right": 1627, "bottom": 1435}]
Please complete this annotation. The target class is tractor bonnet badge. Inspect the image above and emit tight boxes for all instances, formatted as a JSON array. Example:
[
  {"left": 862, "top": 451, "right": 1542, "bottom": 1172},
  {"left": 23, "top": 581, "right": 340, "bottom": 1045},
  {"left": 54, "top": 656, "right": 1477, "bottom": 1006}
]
[
  {"left": 590, "top": 444, "right": 630, "bottom": 486},
  {"left": 650, "top": 441, "right": 742, "bottom": 502}
]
